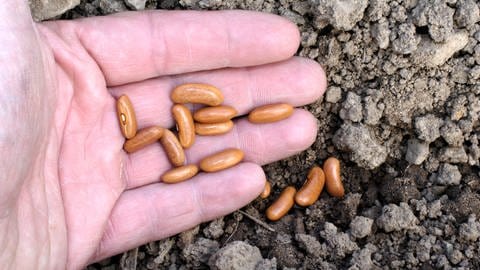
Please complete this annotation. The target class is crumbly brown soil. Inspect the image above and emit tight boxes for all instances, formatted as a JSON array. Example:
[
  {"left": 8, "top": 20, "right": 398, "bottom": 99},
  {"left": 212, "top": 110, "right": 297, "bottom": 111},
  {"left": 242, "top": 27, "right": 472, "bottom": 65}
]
[{"left": 60, "top": 0, "right": 480, "bottom": 269}]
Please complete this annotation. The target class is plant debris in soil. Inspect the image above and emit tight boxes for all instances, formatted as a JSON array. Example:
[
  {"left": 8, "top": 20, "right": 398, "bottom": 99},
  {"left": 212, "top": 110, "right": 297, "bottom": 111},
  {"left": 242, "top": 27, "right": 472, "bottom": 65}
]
[{"left": 57, "top": 0, "right": 480, "bottom": 269}]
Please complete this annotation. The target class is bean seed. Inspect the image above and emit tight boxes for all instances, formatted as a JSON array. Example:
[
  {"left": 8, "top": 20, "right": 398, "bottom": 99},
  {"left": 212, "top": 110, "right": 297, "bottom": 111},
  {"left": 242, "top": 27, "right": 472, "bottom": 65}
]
[
  {"left": 193, "top": 105, "right": 237, "bottom": 123},
  {"left": 160, "top": 129, "right": 185, "bottom": 167},
  {"left": 171, "top": 83, "right": 224, "bottom": 106},
  {"left": 116, "top": 95, "right": 137, "bottom": 139},
  {"left": 199, "top": 148, "right": 244, "bottom": 172},
  {"left": 323, "top": 157, "right": 344, "bottom": 197},
  {"left": 162, "top": 164, "right": 199, "bottom": 184},
  {"left": 195, "top": 121, "right": 234, "bottom": 136},
  {"left": 172, "top": 104, "right": 195, "bottom": 148},
  {"left": 266, "top": 186, "right": 296, "bottom": 221},
  {"left": 295, "top": 166, "right": 325, "bottom": 206},
  {"left": 248, "top": 103, "right": 294, "bottom": 123},
  {"left": 123, "top": 126, "right": 164, "bottom": 153},
  {"left": 259, "top": 180, "right": 271, "bottom": 199}
]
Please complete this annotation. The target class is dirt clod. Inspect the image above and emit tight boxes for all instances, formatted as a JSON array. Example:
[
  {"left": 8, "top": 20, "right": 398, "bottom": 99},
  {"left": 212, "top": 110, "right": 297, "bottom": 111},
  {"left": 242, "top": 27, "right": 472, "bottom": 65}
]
[
  {"left": 381, "top": 176, "right": 421, "bottom": 203},
  {"left": 415, "top": 114, "right": 443, "bottom": 143},
  {"left": 349, "top": 216, "right": 374, "bottom": 239},
  {"left": 295, "top": 233, "right": 327, "bottom": 258},
  {"left": 124, "top": 0, "right": 146, "bottom": 10},
  {"left": 430, "top": 163, "right": 462, "bottom": 186},
  {"left": 406, "top": 138, "right": 430, "bottom": 165},
  {"left": 310, "top": 0, "right": 368, "bottom": 31},
  {"left": 333, "top": 123, "right": 387, "bottom": 169},
  {"left": 459, "top": 215, "right": 480, "bottom": 241},
  {"left": 319, "top": 222, "right": 359, "bottom": 259},
  {"left": 182, "top": 237, "right": 219, "bottom": 268},
  {"left": 446, "top": 190, "right": 480, "bottom": 222},
  {"left": 208, "top": 241, "right": 263, "bottom": 270},
  {"left": 376, "top": 203, "right": 419, "bottom": 232},
  {"left": 349, "top": 244, "right": 380, "bottom": 270}
]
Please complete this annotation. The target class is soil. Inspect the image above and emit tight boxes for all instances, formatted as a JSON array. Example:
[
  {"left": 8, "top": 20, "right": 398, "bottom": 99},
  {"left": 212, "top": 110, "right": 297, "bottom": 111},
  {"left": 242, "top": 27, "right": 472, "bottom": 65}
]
[{"left": 58, "top": 0, "right": 480, "bottom": 269}]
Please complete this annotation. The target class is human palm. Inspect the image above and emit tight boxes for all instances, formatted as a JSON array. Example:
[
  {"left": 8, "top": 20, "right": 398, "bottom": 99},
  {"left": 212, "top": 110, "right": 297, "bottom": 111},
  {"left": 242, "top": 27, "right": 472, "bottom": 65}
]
[{"left": 0, "top": 2, "right": 325, "bottom": 269}]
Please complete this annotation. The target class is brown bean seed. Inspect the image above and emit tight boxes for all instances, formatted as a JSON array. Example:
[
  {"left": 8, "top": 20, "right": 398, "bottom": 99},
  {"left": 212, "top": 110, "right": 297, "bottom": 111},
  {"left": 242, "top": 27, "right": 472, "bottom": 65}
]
[
  {"left": 248, "top": 103, "right": 294, "bottom": 123},
  {"left": 171, "top": 83, "right": 224, "bottom": 106},
  {"left": 295, "top": 166, "right": 325, "bottom": 207},
  {"left": 323, "top": 157, "right": 344, "bottom": 197},
  {"left": 199, "top": 148, "right": 244, "bottom": 172},
  {"left": 160, "top": 129, "right": 185, "bottom": 167},
  {"left": 162, "top": 164, "right": 199, "bottom": 184},
  {"left": 123, "top": 126, "right": 164, "bottom": 153},
  {"left": 172, "top": 104, "right": 195, "bottom": 148},
  {"left": 195, "top": 121, "right": 234, "bottom": 136},
  {"left": 259, "top": 180, "right": 271, "bottom": 199},
  {"left": 266, "top": 186, "right": 296, "bottom": 221},
  {"left": 193, "top": 105, "right": 238, "bottom": 124},
  {"left": 116, "top": 95, "right": 137, "bottom": 139}
]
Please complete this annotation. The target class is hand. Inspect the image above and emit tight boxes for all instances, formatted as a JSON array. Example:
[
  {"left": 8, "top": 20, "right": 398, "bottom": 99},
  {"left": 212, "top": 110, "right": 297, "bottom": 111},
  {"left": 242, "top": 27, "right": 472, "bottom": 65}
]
[{"left": 0, "top": 2, "right": 326, "bottom": 269}]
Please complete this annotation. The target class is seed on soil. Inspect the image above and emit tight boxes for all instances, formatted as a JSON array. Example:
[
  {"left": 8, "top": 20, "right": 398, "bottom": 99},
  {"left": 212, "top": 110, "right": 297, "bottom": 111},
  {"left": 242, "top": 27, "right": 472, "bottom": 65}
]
[
  {"left": 123, "top": 126, "right": 164, "bottom": 153},
  {"left": 171, "top": 83, "right": 224, "bottom": 106},
  {"left": 161, "top": 164, "right": 199, "bottom": 184},
  {"left": 260, "top": 180, "right": 271, "bottom": 199},
  {"left": 160, "top": 129, "right": 185, "bottom": 167},
  {"left": 248, "top": 103, "right": 294, "bottom": 123},
  {"left": 116, "top": 95, "right": 137, "bottom": 139},
  {"left": 295, "top": 166, "right": 325, "bottom": 207},
  {"left": 195, "top": 121, "right": 234, "bottom": 136},
  {"left": 172, "top": 104, "right": 195, "bottom": 148},
  {"left": 266, "top": 186, "right": 296, "bottom": 221},
  {"left": 199, "top": 148, "right": 244, "bottom": 172},
  {"left": 323, "top": 157, "right": 345, "bottom": 197},
  {"left": 193, "top": 105, "right": 238, "bottom": 123}
]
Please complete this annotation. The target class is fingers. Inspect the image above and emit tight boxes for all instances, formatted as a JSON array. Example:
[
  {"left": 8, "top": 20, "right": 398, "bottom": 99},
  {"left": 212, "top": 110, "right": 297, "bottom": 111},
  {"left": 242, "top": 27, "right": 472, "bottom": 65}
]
[
  {"left": 190, "top": 109, "right": 318, "bottom": 164},
  {"left": 124, "top": 109, "right": 317, "bottom": 189},
  {"left": 93, "top": 162, "right": 265, "bottom": 262},
  {"left": 54, "top": 10, "right": 300, "bottom": 86},
  {"left": 110, "top": 57, "right": 326, "bottom": 129}
]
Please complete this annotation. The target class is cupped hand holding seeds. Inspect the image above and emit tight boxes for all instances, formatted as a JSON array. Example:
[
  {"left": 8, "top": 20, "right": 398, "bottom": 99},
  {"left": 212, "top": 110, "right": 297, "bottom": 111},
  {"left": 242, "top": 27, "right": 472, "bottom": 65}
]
[{"left": 0, "top": 2, "right": 326, "bottom": 269}]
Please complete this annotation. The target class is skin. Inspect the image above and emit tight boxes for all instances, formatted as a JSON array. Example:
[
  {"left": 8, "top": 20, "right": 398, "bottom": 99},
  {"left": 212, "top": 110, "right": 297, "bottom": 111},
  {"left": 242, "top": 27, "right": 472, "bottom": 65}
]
[{"left": 0, "top": 1, "right": 326, "bottom": 269}]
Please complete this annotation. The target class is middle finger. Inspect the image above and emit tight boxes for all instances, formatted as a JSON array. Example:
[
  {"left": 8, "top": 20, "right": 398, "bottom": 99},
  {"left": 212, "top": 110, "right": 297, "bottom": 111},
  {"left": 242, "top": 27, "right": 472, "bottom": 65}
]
[{"left": 109, "top": 56, "right": 326, "bottom": 129}]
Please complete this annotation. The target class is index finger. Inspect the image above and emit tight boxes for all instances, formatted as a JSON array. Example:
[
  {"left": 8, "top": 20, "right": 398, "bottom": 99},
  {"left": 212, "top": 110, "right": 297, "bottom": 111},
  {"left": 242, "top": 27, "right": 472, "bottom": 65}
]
[{"left": 48, "top": 10, "right": 300, "bottom": 86}]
